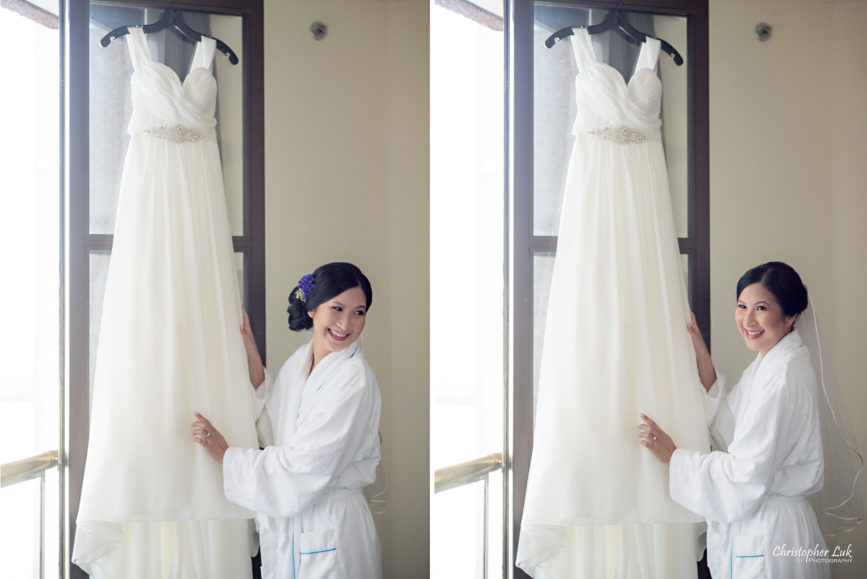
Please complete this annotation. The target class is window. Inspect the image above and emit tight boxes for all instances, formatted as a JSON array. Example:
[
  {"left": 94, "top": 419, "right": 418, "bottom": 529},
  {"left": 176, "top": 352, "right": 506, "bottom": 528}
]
[
  {"left": 430, "top": 1, "right": 507, "bottom": 577},
  {"left": 65, "top": 2, "right": 264, "bottom": 577},
  {"left": 431, "top": 2, "right": 708, "bottom": 576},
  {"left": 0, "top": 2, "right": 61, "bottom": 578},
  {"left": 510, "top": 2, "right": 709, "bottom": 576}
]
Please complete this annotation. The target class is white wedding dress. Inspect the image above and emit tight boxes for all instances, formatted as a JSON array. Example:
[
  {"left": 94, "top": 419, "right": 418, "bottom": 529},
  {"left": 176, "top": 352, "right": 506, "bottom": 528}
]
[
  {"left": 517, "top": 30, "right": 710, "bottom": 577},
  {"left": 73, "top": 28, "right": 258, "bottom": 579}
]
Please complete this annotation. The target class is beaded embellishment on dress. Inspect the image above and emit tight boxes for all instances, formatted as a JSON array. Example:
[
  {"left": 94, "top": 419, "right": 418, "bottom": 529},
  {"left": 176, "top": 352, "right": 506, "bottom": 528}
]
[
  {"left": 588, "top": 125, "right": 648, "bottom": 144},
  {"left": 145, "top": 124, "right": 203, "bottom": 143}
]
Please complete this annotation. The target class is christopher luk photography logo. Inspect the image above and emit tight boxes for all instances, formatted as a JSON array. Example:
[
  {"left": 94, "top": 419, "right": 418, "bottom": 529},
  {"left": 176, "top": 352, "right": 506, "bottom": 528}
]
[{"left": 772, "top": 543, "right": 854, "bottom": 565}]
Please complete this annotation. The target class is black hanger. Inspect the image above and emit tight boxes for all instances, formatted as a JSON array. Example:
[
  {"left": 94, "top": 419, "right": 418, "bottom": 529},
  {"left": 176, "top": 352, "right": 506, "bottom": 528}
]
[
  {"left": 100, "top": 9, "right": 239, "bottom": 65},
  {"left": 544, "top": 10, "right": 683, "bottom": 66}
]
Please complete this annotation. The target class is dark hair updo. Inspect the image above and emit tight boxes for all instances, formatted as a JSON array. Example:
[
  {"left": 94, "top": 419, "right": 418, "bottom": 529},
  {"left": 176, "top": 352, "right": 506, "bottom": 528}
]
[
  {"left": 736, "top": 261, "right": 808, "bottom": 318},
  {"left": 287, "top": 262, "right": 373, "bottom": 331}
]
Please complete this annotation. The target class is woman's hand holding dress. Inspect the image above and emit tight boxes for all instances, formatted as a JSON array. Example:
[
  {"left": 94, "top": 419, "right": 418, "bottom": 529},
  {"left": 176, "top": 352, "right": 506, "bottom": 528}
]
[
  {"left": 639, "top": 413, "right": 677, "bottom": 464},
  {"left": 192, "top": 411, "right": 229, "bottom": 464}
]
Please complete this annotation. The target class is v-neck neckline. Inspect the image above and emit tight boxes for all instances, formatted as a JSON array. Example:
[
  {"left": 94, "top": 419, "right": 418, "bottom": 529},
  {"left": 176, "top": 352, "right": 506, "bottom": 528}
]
[
  {"left": 129, "top": 27, "right": 205, "bottom": 87},
  {"left": 575, "top": 28, "right": 654, "bottom": 87}
]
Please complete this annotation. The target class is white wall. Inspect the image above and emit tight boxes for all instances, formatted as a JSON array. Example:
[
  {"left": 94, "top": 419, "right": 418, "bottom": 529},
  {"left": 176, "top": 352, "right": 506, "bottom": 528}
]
[
  {"left": 709, "top": 1, "right": 867, "bottom": 575},
  {"left": 828, "top": 4, "right": 867, "bottom": 573},
  {"left": 263, "top": 1, "right": 429, "bottom": 576}
]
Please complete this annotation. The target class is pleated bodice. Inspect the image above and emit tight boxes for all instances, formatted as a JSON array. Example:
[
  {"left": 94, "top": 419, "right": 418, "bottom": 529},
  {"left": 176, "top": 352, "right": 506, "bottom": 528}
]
[
  {"left": 126, "top": 27, "right": 217, "bottom": 140},
  {"left": 570, "top": 28, "right": 663, "bottom": 141}
]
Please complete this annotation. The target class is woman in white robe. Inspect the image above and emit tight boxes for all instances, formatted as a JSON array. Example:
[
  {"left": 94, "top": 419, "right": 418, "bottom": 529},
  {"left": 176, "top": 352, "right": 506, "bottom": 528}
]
[
  {"left": 639, "top": 261, "right": 829, "bottom": 579},
  {"left": 192, "top": 262, "right": 382, "bottom": 579}
]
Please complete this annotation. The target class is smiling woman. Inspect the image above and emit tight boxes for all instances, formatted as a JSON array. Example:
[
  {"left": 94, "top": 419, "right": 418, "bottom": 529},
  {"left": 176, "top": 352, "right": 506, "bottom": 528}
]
[
  {"left": 736, "top": 284, "right": 797, "bottom": 355},
  {"left": 285, "top": 264, "right": 373, "bottom": 370},
  {"left": 639, "top": 262, "right": 853, "bottom": 579},
  {"left": 734, "top": 262, "right": 807, "bottom": 357},
  {"left": 192, "top": 261, "right": 383, "bottom": 579},
  {"left": 306, "top": 287, "right": 369, "bottom": 367}
]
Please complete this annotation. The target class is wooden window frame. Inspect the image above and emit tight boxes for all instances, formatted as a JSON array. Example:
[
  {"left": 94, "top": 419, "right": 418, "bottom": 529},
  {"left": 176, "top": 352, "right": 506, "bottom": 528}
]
[
  {"left": 63, "top": 2, "right": 264, "bottom": 576},
  {"left": 507, "top": 1, "right": 709, "bottom": 576}
]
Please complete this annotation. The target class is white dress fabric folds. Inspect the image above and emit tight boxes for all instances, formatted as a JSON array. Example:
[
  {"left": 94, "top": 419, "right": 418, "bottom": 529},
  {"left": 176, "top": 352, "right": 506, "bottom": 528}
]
[
  {"left": 73, "top": 28, "right": 258, "bottom": 578},
  {"left": 517, "top": 30, "right": 710, "bottom": 577},
  {"left": 670, "top": 329, "right": 829, "bottom": 579},
  {"left": 223, "top": 340, "right": 383, "bottom": 579}
]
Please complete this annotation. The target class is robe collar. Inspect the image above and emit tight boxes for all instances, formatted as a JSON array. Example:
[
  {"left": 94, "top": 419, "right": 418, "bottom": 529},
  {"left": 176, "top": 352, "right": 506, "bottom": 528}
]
[
  {"left": 303, "top": 339, "right": 362, "bottom": 385},
  {"left": 753, "top": 327, "right": 805, "bottom": 372},
  {"left": 288, "top": 340, "right": 363, "bottom": 433}
]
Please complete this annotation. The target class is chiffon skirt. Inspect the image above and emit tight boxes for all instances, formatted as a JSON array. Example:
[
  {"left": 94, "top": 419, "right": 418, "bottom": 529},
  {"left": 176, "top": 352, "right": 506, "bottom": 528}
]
[
  {"left": 517, "top": 134, "right": 710, "bottom": 577},
  {"left": 73, "top": 134, "right": 259, "bottom": 578}
]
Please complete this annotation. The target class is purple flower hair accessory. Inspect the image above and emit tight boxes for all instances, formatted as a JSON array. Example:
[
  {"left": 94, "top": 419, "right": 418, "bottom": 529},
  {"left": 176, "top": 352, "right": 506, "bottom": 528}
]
[{"left": 294, "top": 274, "right": 315, "bottom": 303}]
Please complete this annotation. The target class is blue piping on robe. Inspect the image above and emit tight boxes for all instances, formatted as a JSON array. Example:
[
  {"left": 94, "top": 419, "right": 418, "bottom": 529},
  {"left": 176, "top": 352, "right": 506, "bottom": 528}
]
[{"left": 731, "top": 546, "right": 765, "bottom": 577}]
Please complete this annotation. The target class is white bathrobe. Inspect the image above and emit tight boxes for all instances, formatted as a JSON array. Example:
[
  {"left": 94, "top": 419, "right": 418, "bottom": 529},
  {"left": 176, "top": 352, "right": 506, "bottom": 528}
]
[
  {"left": 670, "top": 329, "right": 829, "bottom": 579},
  {"left": 222, "top": 340, "right": 382, "bottom": 579}
]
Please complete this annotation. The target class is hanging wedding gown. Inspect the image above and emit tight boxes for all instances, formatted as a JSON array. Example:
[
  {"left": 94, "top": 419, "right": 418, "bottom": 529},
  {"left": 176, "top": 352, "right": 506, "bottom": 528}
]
[
  {"left": 517, "top": 30, "right": 710, "bottom": 577},
  {"left": 73, "top": 28, "right": 258, "bottom": 579}
]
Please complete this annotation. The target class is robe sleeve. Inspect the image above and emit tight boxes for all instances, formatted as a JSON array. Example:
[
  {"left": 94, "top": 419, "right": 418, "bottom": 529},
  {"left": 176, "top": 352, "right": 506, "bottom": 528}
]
[
  {"left": 669, "top": 370, "right": 804, "bottom": 523},
  {"left": 701, "top": 372, "right": 726, "bottom": 427},
  {"left": 221, "top": 365, "right": 376, "bottom": 518}
]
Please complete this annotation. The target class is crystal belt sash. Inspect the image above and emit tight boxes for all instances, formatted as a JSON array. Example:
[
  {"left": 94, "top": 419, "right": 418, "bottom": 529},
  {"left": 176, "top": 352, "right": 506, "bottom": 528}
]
[
  {"left": 587, "top": 125, "right": 649, "bottom": 144},
  {"left": 144, "top": 124, "right": 203, "bottom": 143}
]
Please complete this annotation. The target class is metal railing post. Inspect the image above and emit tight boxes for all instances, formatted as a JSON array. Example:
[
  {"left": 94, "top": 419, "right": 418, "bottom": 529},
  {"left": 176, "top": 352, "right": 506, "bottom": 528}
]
[
  {"left": 40, "top": 470, "right": 46, "bottom": 579},
  {"left": 435, "top": 453, "right": 504, "bottom": 579},
  {"left": 1, "top": 450, "right": 59, "bottom": 579}
]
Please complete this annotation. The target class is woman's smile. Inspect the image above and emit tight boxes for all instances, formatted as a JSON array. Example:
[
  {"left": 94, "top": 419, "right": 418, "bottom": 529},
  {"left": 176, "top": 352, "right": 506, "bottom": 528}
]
[
  {"left": 328, "top": 328, "right": 351, "bottom": 341},
  {"left": 743, "top": 327, "right": 764, "bottom": 339}
]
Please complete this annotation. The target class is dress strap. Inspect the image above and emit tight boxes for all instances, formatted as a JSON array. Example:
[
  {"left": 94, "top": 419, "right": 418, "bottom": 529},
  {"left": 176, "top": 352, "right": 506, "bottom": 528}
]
[
  {"left": 189, "top": 36, "right": 216, "bottom": 74},
  {"left": 126, "top": 27, "right": 152, "bottom": 71},
  {"left": 634, "top": 36, "right": 661, "bottom": 73},
  {"left": 569, "top": 28, "right": 598, "bottom": 72}
]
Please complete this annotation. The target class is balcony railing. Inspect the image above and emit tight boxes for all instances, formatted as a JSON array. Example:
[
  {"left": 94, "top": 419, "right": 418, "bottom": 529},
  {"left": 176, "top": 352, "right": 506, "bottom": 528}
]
[
  {"left": 435, "top": 452, "right": 503, "bottom": 493},
  {"left": 1, "top": 450, "right": 59, "bottom": 579},
  {"left": 434, "top": 453, "right": 504, "bottom": 578}
]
